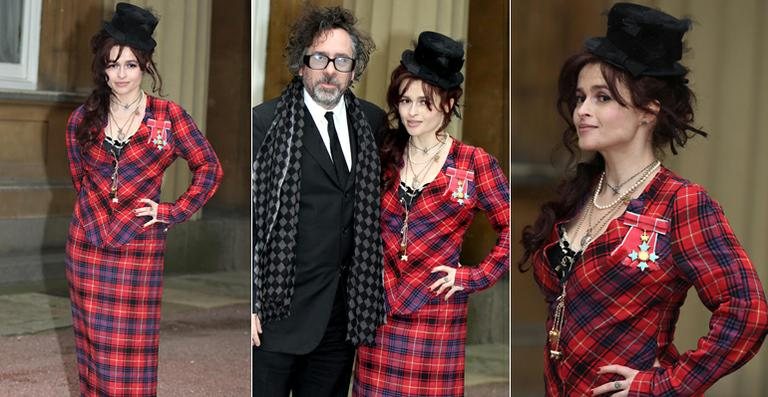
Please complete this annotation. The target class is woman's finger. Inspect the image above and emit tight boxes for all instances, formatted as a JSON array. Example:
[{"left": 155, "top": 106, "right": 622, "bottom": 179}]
[
  {"left": 592, "top": 379, "right": 628, "bottom": 396},
  {"left": 598, "top": 364, "right": 636, "bottom": 379},
  {"left": 434, "top": 280, "right": 452, "bottom": 296},
  {"left": 139, "top": 198, "right": 158, "bottom": 208},
  {"left": 430, "top": 265, "right": 451, "bottom": 274},
  {"left": 444, "top": 285, "right": 464, "bottom": 299}
]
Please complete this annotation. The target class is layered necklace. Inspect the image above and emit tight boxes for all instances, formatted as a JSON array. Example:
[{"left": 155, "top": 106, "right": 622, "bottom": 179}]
[
  {"left": 592, "top": 159, "right": 661, "bottom": 210},
  {"left": 108, "top": 91, "right": 144, "bottom": 142},
  {"left": 547, "top": 159, "right": 661, "bottom": 362},
  {"left": 113, "top": 89, "right": 143, "bottom": 110},
  {"left": 398, "top": 134, "right": 448, "bottom": 261},
  {"left": 603, "top": 160, "right": 658, "bottom": 195},
  {"left": 107, "top": 91, "right": 144, "bottom": 203}
]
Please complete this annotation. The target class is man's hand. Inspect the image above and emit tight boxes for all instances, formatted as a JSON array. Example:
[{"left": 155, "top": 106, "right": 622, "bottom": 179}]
[{"left": 251, "top": 314, "right": 262, "bottom": 346}]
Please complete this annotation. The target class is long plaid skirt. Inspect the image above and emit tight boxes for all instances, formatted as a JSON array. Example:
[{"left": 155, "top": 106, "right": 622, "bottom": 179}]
[
  {"left": 65, "top": 217, "right": 167, "bottom": 397},
  {"left": 353, "top": 296, "right": 469, "bottom": 397}
]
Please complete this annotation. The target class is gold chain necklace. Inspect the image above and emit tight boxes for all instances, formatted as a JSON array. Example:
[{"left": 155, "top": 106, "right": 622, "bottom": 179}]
[
  {"left": 405, "top": 139, "right": 446, "bottom": 188},
  {"left": 549, "top": 162, "right": 659, "bottom": 362},
  {"left": 399, "top": 139, "right": 448, "bottom": 261},
  {"left": 592, "top": 160, "right": 660, "bottom": 210},
  {"left": 108, "top": 91, "right": 144, "bottom": 141},
  {"left": 603, "top": 160, "right": 658, "bottom": 195},
  {"left": 112, "top": 90, "right": 143, "bottom": 111}
]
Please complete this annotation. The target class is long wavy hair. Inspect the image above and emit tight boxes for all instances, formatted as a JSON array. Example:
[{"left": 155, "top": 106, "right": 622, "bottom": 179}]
[
  {"left": 76, "top": 30, "right": 162, "bottom": 147},
  {"left": 380, "top": 65, "right": 463, "bottom": 191},
  {"left": 517, "top": 51, "right": 707, "bottom": 271}
]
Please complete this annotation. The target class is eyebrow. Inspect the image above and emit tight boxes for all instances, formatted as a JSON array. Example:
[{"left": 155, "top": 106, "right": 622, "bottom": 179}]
[
  {"left": 310, "top": 51, "right": 353, "bottom": 58},
  {"left": 576, "top": 84, "right": 610, "bottom": 92},
  {"left": 400, "top": 94, "right": 430, "bottom": 100},
  {"left": 108, "top": 59, "right": 139, "bottom": 64}
]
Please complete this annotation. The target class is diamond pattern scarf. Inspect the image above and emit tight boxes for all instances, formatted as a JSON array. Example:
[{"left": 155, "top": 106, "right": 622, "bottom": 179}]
[{"left": 253, "top": 78, "right": 385, "bottom": 346}]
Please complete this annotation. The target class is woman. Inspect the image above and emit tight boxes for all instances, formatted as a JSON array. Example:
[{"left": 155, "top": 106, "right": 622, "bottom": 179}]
[
  {"left": 353, "top": 31, "right": 510, "bottom": 397},
  {"left": 518, "top": 3, "right": 768, "bottom": 396},
  {"left": 65, "top": 3, "right": 222, "bottom": 395}
]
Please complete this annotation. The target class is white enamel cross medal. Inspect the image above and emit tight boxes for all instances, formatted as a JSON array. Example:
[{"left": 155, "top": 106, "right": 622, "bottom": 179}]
[
  {"left": 627, "top": 231, "right": 660, "bottom": 271},
  {"left": 147, "top": 118, "right": 170, "bottom": 151},
  {"left": 445, "top": 167, "right": 475, "bottom": 206},
  {"left": 611, "top": 211, "right": 670, "bottom": 272}
]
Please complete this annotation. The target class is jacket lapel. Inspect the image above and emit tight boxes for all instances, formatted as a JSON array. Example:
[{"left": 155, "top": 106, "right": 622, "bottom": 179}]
[{"left": 302, "top": 108, "right": 341, "bottom": 187}]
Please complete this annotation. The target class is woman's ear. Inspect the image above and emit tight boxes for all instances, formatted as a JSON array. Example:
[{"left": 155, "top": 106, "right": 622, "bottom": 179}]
[
  {"left": 444, "top": 98, "right": 456, "bottom": 114},
  {"left": 641, "top": 100, "right": 660, "bottom": 126}
]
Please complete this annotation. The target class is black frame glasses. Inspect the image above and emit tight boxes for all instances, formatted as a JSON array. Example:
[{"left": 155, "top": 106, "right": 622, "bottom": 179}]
[{"left": 303, "top": 53, "right": 356, "bottom": 73}]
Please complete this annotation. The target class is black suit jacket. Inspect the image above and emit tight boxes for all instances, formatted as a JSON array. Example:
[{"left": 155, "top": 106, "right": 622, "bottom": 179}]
[{"left": 252, "top": 95, "right": 385, "bottom": 354}]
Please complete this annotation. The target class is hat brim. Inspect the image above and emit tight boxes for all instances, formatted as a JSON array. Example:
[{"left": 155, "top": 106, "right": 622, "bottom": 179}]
[
  {"left": 585, "top": 37, "right": 686, "bottom": 77},
  {"left": 401, "top": 49, "right": 463, "bottom": 90}
]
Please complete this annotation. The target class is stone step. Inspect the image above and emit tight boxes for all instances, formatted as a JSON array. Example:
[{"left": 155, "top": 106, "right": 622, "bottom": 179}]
[
  {"left": 0, "top": 251, "right": 66, "bottom": 286},
  {"left": 0, "top": 215, "right": 250, "bottom": 286}
]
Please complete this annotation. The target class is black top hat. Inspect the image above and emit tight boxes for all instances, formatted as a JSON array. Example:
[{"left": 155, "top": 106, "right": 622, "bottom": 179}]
[
  {"left": 585, "top": 2, "right": 691, "bottom": 77},
  {"left": 401, "top": 31, "right": 464, "bottom": 90},
  {"left": 103, "top": 2, "right": 158, "bottom": 51}
]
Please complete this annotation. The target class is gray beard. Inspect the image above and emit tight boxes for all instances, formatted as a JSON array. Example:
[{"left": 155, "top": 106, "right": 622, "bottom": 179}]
[{"left": 308, "top": 84, "right": 343, "bottom": 108}]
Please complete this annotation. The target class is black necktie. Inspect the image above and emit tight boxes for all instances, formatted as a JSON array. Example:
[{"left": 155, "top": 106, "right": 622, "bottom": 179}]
[{"left": 325, "top": 111, "right": 349, "bottom": 185}]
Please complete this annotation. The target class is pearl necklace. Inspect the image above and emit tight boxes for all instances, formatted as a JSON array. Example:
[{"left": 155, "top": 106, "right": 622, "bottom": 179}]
[{"left": 592, "top": 160, "right": 660, "bottom": 210}]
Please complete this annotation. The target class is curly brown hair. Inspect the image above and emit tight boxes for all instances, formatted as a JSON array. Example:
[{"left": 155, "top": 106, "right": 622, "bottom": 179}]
[
  {"left": 518, "top": 51, "right": 707, "bottom": 270},
  {"left": 380, "top": 65, "right": 463, "bottom": 191},
  {"left": 76, "top": 30, "right": 162, "bottom": 147},
  {"left": 285, "top": 6, "right": 374, "bottom": 82}
]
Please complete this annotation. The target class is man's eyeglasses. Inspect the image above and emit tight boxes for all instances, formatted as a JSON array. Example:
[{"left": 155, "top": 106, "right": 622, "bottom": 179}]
[{"left": 303, "top": 53, "right": 356, "bottom": 73}]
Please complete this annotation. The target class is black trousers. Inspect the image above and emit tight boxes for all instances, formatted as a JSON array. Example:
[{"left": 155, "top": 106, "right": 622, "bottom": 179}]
[{"left": 252, "top": 284, "right": 354, "bottom": 397}]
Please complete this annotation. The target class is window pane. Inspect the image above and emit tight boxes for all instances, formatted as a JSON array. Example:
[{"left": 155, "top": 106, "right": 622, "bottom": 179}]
[{"left": 0, "top": 0, "right": 23, "bottom": 64}]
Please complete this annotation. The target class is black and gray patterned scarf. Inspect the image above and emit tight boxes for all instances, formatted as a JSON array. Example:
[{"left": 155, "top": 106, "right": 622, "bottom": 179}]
[{"left": 253, "top": 78, "right": 385, "bottom": 346}]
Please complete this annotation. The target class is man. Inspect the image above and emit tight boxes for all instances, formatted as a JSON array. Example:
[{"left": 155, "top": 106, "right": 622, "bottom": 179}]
[{"left": 251, "top": 6, "right": 386, "bottom": 397}]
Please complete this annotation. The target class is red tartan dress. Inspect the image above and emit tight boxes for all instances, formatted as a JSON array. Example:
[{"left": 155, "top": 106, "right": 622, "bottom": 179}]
[
  {"left": 353, "top": 140, "right": 510, "bottom": 397},
  {"left": 64, "top": 95, "right": 222, "bottom": 396},
  {"left": 533, "top": 167, "right": 768, "bottom": 396}
]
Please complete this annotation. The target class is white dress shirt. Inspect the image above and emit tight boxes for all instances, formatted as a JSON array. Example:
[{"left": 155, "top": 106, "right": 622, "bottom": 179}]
[{"left": 303, "top": 89, "right": 352, "bottom": 171}]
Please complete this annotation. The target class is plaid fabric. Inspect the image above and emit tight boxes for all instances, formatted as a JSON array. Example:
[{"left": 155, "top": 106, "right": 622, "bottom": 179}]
[
  {"left": 66, "top": 219, "right": 166, "bottom": 396},
  {"left": 65, "top": 96, "right": 222, "bottom": 396},
  {"left": 353, "top": 140, "right": 509, "bottom": 396},
  {"left": 67, "top": 96, "right": 223, "bottom": 247},
  {"left": 532, "top": 167, "right": 768, "bottom": 396}
]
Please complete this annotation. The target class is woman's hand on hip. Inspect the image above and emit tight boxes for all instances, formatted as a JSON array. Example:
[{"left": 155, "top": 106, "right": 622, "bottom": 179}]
[
  {"left": 134, "top": 198, "right": 169, "bottom": 227},
  {"left": 592, "top": 365, "right": 639, "bottom": 396},
  {"left": 430, "top": 265, "right": 464, "bottom": 300}
]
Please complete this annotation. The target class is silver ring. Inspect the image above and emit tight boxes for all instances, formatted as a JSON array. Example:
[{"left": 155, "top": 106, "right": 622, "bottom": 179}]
[
  {"left": 443, "top": 276, "right": 450, "bottom": 283},
  {"left": 614, "top": 381, "right": 622, "bottom": 390}
]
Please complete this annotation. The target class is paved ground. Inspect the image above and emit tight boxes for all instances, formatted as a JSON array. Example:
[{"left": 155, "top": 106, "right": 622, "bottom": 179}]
[{"left": 0, "top": 271, "right": 508, "bottom": 396}]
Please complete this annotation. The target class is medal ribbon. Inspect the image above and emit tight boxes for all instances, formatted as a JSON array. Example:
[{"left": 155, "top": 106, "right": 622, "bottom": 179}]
[
  {"left": 611, "top": 211, "right": 669, "bottom": 271},
  {"left": 444, "top": 167, "right": 475, "bottom": 203},
  {"left": 147, "top": 118, "right": 170, "bottom": 149}
]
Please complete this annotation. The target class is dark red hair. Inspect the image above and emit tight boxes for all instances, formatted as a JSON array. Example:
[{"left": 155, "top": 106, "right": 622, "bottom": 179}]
[
  {"left": 76, "top": 30, "right": 162, "bottom": 147},
  {"left": 380, "top": 64, "right": 463, "bottom": 190},
  {"left": 518, "top": 51, "right": 707, "bottom": 270}
]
